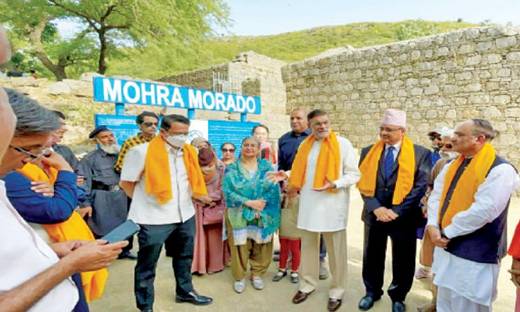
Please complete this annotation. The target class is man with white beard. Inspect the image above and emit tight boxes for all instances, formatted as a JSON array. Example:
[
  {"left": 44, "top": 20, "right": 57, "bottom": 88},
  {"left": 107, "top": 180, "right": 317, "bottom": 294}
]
[{"left": 78, "top": 125, "right": 137, "bottom": 259}]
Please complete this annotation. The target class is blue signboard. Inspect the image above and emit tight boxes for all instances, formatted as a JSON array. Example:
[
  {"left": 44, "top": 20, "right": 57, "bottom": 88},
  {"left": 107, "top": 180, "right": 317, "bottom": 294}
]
[
  {"left": 208, "top": 120, "right": 258, "bottom": 158},
  {"left": 93, "top": 77, "right": 261, "bottom": 114},
  {"left": 95, "top": 114, "right": 258, "bottom": 155}
]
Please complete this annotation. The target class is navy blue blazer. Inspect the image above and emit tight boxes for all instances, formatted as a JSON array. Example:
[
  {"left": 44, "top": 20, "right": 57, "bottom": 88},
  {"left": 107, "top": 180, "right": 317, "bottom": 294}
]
[{"left": 359, "top": 143, "right": 432, "bottom": 225}]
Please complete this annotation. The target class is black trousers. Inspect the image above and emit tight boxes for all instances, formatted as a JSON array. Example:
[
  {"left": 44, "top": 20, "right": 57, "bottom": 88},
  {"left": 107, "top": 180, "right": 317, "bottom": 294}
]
[
  {"left": 361, "top": 219, "right": 417, "bottom": 302},
  {"left": 134, "top": 217, "right": 195, "bottom": 310}
]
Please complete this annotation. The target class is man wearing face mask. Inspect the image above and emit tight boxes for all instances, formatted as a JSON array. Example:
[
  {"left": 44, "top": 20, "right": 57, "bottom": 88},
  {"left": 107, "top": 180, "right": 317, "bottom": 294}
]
[
  {"left": 78, "top": 126, "right": 136, "bottom": 259},
  {"left": 120, "top": 114, "right": 213, "bottom": 311}
]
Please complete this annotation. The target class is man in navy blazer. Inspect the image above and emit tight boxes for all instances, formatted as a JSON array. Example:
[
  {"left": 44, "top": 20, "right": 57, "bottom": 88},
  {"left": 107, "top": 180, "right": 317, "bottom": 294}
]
[{"left": 357, "top": 109, "right": 431, "bottom": 312}]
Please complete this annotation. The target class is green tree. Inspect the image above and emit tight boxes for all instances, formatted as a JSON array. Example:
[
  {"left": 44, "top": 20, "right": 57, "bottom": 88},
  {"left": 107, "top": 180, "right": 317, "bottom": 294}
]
[{"left": 0, "top": 0, "right": 229, "bottom": 80}]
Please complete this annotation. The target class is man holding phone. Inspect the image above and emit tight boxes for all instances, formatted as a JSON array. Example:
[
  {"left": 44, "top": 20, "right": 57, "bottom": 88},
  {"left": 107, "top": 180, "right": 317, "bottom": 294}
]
[
  {"left": 120, "top": 114, "right": 213, "bottom": 312},
  {"left": 0, "top": 84, "right": 126, "bottom": 311}
]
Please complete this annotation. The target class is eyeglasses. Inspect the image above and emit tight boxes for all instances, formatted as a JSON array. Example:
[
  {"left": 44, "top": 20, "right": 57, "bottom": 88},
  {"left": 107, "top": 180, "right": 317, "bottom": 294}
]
[
  {"left": 222, "top": 148, "right": 235, "bottom": 153},
  {"left": 379, "top": 127, "right": 402, "bottom": 132},
  {"left": 440, "top": 143, "right": 453, "bottom": 149},
  {"left": 142, "top": 122, "right": 158, "bottom": 127},
  {"left": 10, "top": 145, "right": 51, "bottom": 159}
]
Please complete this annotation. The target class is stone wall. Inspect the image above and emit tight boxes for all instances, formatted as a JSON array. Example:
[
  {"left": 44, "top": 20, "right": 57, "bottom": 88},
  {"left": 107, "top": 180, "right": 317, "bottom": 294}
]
[
  {"left": 282, "top": 26, "right": 520, "bottom": 167},
  {"left": 162, "top": 51, "right": 290, "bottom": 142}
]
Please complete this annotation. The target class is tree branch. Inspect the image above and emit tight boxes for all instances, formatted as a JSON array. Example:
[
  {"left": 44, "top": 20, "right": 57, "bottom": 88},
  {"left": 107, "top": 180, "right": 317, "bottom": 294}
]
[{"left": 48, "top": 0, "right": 100, "bottom": 31}]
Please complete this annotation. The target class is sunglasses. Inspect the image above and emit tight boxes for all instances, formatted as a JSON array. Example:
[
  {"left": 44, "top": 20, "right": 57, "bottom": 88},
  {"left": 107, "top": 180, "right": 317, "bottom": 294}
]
[
  {"left": 10, "top": 145, "right": 51, "bottom": 159},
  {"left": 222, "top": 148, "right": 235, "bottom": 152},
  {"left": 142, "top": 122, "right": 158, "bottom": 127}
]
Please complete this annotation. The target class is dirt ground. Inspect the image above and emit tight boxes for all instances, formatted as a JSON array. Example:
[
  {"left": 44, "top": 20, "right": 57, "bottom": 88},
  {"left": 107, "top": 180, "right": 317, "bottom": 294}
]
[{"left": 91, "top": 190, "right": 517, "bottom": 312}]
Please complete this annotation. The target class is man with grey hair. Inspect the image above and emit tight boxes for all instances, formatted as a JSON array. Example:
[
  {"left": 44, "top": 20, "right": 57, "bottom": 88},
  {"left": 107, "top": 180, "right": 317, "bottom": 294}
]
[
  {"left": 78, "top": 126, "right": 135, "bottom": 259},
  {"left": 0, "top": 88, "right": 127, "bottom": 311},
  {"left": 427, "top": 119, "right": 519, "bottom": 311}
]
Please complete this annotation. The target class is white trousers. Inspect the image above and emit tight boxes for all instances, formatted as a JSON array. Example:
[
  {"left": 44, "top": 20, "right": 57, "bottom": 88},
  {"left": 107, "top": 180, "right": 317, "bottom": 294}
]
[{"left": 437, "top": 286, "right": 491, "bottom": 312}]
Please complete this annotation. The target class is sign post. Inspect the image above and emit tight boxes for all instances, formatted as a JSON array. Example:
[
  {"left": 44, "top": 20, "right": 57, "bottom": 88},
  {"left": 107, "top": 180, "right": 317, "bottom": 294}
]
[{"left": 92, "top": 77, "right": 261, "bottom": 152}]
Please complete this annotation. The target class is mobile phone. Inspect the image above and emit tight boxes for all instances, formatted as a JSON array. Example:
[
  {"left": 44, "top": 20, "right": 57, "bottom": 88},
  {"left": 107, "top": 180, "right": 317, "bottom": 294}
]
[{"left": 101, "top": 220, "right": 140, "bottom": 244}]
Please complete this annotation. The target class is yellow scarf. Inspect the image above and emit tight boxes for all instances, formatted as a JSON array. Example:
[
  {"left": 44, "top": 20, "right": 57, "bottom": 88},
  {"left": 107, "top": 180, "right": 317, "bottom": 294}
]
[
  {"left": 438, "top": 143, "right": 496, "bottom": 229},
  {"left": 289, "top": 131, "right": 340, "bottom": 192},
  {"left": 144, "top": 136, "right": 207, "bottom": 204},
  {"left": 357, "top": 136, "right": 416, "bottom": 205},
  {"left": 17, "top": 163, "right": 108, "bottom": 302}
]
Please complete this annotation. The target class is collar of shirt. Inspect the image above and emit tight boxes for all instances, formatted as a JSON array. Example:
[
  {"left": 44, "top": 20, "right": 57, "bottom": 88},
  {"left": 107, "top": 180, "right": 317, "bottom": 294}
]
[
  {"left": 291, "top": 128, "right": 311, "bottom": 137},
  {"left": 385, "top": 141, "right": 402, "bottom": 154}
]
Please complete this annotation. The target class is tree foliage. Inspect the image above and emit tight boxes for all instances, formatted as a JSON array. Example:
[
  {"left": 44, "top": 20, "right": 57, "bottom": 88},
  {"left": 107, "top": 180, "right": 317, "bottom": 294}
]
[{"left": 0, "top": 0, "right": 229, "bottom": 80}]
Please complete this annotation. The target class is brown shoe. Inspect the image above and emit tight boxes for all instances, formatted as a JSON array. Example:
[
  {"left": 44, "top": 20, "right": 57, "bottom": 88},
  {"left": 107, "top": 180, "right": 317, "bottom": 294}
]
[
  {"left": 292, "top": 290, "right": 314, "bottom": 304},
  {"left": 328, "top": 298, "right": 342, "bottom": 311}
]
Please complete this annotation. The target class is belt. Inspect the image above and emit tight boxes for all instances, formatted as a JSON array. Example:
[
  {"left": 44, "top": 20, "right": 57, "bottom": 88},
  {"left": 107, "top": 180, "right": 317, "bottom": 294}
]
[{"left": 92, "top": 180, "right": 120, "bottom": 192}]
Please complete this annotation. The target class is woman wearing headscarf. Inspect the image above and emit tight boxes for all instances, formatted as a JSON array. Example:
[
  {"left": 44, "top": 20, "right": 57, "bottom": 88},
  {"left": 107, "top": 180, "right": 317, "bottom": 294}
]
[{"left": 191, "top": 147, "right": 228, "bottom": 274}]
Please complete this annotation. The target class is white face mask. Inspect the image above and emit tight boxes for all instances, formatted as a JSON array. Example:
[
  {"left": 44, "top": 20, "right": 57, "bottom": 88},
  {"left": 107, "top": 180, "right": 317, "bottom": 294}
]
[{"left": 166, "top": 134, "right": 187, "bottom": 148}]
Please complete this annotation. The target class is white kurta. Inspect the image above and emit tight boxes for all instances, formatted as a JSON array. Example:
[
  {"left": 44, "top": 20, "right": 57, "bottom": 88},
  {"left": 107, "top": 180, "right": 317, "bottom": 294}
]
[
  {"left": 0, "top": 181, "right": 78, "bottom": 312},
  {"left": 427, "top": 162, "right": 520, "bottom": 307},
  {"left": 297, "top": 135, "right": 360, "bottom": 232}
]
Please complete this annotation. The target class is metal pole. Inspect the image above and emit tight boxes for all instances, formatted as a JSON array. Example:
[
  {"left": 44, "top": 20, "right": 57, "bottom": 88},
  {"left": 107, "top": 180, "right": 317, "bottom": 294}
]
[
  {"left": 115, "top": 102, "right": 125, "bottom": 116},
  {"left": 188, "top": 108, "right": 196, "bottom": 119}
]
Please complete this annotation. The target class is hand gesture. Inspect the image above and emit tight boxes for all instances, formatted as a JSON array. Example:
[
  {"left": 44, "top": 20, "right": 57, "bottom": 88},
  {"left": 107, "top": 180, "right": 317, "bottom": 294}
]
[
  {"left": 51, "top": 240, "right": 86, "bottom": 258},
  {"left": 427, "top": 225, "right": 450, "bottom": 248},
  {"left": 40, "top": 151, "right": 73, "bottom": 172},
  {"left": 77, "top": 206, "right": 93, "bottom": 218},
  {"left": 62, "top": 240, "right": 128, "bottom": 273},
  {"left": 246, "top": 199, "right": 266, "bottom": 211},
  {"left": 510, "top": 258, "right": 520, "bottom": 288},
  {"left": 373, "top": 207, "right": 399, "bottom": 222},
  {"left": 313, "top": 178, "right": 336, "bottom": 192},
  {"left": 193, "top": 195, "right": 213, "bottom": 205},
  {"left": 266, "top": 171, "right": 288, "bottom": 183},
  {"left": 31, "top": 181, "right": 54, "bottom": 197}
]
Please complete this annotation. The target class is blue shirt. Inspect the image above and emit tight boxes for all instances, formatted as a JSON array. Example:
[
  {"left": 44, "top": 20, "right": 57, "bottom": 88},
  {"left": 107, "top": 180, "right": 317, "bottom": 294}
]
[
  {"left": 431, "top": 150, "right": 441, "bottom": 166},
  {"left": 3, "top": 171, "right": 78, "bottom": 224},
  {"left": 277, "top": 129, "right": 311, "bottom": 171}
]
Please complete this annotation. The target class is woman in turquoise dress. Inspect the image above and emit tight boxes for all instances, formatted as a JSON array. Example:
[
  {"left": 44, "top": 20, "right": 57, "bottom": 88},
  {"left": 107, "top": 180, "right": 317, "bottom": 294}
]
[{"left": 223, "top": 136, "right": 281, "bottom": 294}]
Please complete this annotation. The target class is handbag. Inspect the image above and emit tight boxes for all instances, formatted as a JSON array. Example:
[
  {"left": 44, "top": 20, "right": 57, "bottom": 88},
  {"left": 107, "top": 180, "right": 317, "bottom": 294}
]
[{"left": 202, "top": 200, "right": 224, "bottom": 225}]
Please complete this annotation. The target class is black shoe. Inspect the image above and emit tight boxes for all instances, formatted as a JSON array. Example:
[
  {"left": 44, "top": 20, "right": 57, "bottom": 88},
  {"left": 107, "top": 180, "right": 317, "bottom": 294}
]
[
  {"left": 118, "top": 251, "right": 137, "bottom": 260},
  {"left": 272, "top": 270, "right": 287, "bottom": 282},
  {"left": 358, "top": 295, "right": 379, "bottom": 311},
  {"left": 392, "top": 301, "right": 406, "bottom": 312},
  {"left": 140, "top": 309, "right": 153, "bottom": 312},
  {"left": 175, "top": 291, "right": 213, "bottom": 306}
]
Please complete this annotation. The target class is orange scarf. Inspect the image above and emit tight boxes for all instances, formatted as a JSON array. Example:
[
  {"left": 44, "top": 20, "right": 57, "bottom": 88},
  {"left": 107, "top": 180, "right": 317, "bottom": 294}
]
[
  {"left": 438, "top": 143, "right": 496, "bottom": 229},
  {"left": 357, "top": 136, "right": 416, "bottom": 205},
  {"left": 144, "top": 136, "right": 207, "bottom": 204},
  {"left": 289, "top": 131, "right": 340, "bottom": 192},
  {"left": 17, "top": 163, "right": 108, "bottom": 302}
]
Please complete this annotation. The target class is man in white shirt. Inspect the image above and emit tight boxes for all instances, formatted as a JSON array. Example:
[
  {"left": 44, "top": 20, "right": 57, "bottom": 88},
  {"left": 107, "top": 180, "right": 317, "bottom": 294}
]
[
  {"left": 0, "top": 87, "right": 127, "bottom": 312},
  {"left": 427, "top": 119, "right": 519, "bottom": 312},
  {"left": 288, "top": 109, "right": 360, "bottom": 312},
  {"left": 120, "top": 114, "right": 213, "bottom": 312}
]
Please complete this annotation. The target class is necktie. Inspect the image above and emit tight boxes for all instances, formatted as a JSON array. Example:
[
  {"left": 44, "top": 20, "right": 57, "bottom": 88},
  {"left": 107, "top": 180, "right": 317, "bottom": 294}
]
[{"left": 384, "top": 146, "right": 395, "bottom": 179}]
